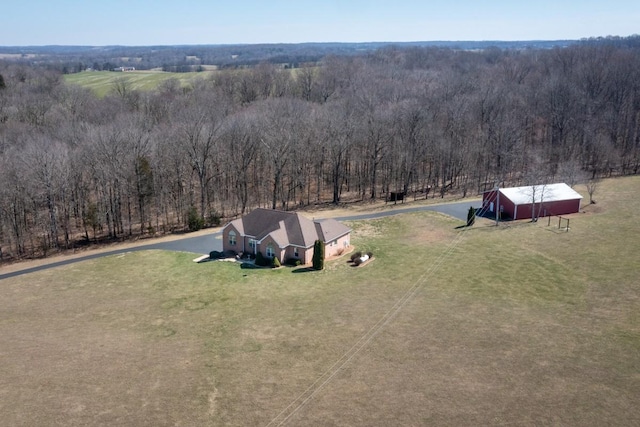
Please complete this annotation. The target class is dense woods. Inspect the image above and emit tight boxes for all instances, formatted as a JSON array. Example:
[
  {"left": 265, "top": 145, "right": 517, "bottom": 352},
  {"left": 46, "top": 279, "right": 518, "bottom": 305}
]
[{"left": 1, "top": 38, "right": 640, "bottom": 261}]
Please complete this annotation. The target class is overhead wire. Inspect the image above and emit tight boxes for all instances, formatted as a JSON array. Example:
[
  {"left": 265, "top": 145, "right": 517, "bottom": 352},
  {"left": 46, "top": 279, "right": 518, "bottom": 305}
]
[{"left": 266, "top": 210, "right": 479, "bottom": 426}]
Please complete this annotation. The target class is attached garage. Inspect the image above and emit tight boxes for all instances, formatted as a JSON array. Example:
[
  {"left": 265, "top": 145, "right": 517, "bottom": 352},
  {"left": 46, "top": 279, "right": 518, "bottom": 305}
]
[{"left": 482, "top": 183, "right": 583, "bottom": 221}]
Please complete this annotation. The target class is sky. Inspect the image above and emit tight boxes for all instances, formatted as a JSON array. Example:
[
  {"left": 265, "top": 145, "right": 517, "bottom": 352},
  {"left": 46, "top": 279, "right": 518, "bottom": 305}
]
[{"left": 1, "top": 0, "right": 638, "bottom": 46}]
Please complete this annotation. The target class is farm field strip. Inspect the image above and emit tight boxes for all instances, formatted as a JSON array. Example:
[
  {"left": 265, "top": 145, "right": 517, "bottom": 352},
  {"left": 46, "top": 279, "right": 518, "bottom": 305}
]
[{"left": 64, "top": 70, "right": 213, "bottom": 97}]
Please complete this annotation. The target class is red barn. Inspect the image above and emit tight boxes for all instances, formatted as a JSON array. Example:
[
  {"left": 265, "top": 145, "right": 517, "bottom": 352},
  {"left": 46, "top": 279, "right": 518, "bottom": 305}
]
[{"left": 482, "top": 183, "right": 583, "bottom": 221}]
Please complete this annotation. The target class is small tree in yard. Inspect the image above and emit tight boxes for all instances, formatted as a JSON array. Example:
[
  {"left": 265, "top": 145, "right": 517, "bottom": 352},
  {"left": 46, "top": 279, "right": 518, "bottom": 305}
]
[
  {"left": 467, "top": 206, "right": 476, "bottom": 226},
  {"left": 586, "top": 178, "right": 599, "bottom": 204},
  {"left": 312, "top": 239, "right": 325, "bottom": 270}
]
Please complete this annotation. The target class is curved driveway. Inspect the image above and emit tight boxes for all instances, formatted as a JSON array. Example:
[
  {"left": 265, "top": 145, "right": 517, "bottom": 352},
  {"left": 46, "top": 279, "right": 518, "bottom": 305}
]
[{"left": 0, "top": 199, "right": 481, "bottom": 280}]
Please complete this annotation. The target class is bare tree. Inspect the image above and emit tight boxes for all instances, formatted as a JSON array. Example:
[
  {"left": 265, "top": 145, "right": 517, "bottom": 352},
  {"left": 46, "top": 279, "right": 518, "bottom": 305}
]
[
  {"left": 221, "top": 109, "right": 258, "bottom": 215},
  {"left": 585, "top": 178, "right": 600, "bottom": 204},
  {"left": 172, "top": 90, "right": 229, "bottom": 219},
  {"left": 315, "top": 100, "right": 356, "bottom": 204},
  {"left": 254, "top": 98, "right": 310, "bottom": 209},
  {"left": 19, "top": 134, "right": 71, "bottom": 251}
]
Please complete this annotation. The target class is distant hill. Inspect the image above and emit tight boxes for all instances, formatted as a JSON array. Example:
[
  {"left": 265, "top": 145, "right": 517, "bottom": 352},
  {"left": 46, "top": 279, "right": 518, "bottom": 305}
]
[
  {"left": 3, "top": 37, "right": 638, "bottom": 73},
  {"left": 0, "top": 40, "right": 579, "bottom": 72}
]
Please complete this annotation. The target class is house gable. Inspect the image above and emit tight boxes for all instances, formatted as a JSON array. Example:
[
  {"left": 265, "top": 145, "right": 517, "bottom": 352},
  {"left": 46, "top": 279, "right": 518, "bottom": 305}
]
[{"left": 220, "top": 208, "right": 352, "bottom": 262}]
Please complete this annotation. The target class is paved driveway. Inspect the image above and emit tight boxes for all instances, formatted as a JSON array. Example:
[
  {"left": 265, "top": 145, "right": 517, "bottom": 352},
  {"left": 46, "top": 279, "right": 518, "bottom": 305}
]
[
  {"left": 334, "top": 200, "right": 482, "bottom": 222},
  {"left": 0, "top": 199, "right": 481, "bottom": 280}
]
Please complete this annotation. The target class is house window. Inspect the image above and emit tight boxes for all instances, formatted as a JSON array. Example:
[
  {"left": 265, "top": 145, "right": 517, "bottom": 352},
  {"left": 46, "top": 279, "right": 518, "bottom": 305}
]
[
  {"left": 249, "top": 239, "right": 256, "bottom": 249},
  {"left": 266, "top": 244, "right": 275, "bottom": 258},
  {"left": 228, "top": 230, "right": 236, "bottom": 246},
  {"left": 294, "top": 247, "right": 299, "bottom": 257}
]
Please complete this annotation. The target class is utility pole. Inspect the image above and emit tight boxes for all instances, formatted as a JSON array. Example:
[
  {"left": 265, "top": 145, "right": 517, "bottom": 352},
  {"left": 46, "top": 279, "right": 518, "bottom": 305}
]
[{"left": 495, "top": 184, "right": 500, "bottom": 226}]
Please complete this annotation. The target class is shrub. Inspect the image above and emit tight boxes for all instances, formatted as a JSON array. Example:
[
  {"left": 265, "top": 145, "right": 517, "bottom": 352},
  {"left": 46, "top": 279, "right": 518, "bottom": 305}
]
[
  {"left": 241, "top": 262, "right": 259, "bottom": 269},
  {"left": 208, "top": 210, "right": 222, "bottom": 227},
  {"left": 255, "top": 251, "right": 269, "bottom": 267},
  {"left": 187, "top": 206, "right": 204, "bottom": 231},
  {"left": 353, "top": 252, "right": 372, "bottom": 267},
  {"left": 209, "top": 250, "right": 222, "bottom": 259},
  {"left": 222, "top": 250, "right": 237, "bottom": 259},
  {"left": 285, "top": 257, "right": 301, "bottom": 267},
  {"left": 350, "top": 251, "right": 362, "bottom": 262},
  {"left": 272, "top": 257, "right": 281, "bottom": 268}
]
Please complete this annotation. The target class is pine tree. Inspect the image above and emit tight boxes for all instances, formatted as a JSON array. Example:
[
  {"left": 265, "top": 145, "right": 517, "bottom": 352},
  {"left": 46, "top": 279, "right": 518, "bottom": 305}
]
[
  {"left": 467, "top": 206, "right": 476, "bottom": 226},
  {"left": 312, "top": 240, "right": 325, "bottom": 270}
]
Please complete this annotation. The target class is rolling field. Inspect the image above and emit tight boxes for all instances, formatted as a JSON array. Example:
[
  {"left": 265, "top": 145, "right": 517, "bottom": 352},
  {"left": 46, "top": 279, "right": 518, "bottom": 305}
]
[
  {"left": 64, "top": 70, "right": 214, "bottom": 97},
  {"left": 1, "top": 177, "right": 639, "bottom": 426}
]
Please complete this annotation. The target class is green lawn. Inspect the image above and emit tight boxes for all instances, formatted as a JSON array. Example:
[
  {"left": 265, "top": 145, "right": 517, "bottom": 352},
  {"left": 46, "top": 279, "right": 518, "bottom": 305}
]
[
  {"left": 64, "top": 70, "right": 213, "bottom": 97},
  {"left": 1, "top": 176, "right": 639, "bottom": 426}
]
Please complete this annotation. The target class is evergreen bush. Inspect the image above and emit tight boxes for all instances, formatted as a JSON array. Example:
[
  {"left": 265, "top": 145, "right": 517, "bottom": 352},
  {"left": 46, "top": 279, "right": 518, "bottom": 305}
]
[
  {"left": 187, "top": 206, "right": 204, "bottom": 231},
  {"left": 312, "top": 240, "right": 325, "bottom": 270},
  {"left": 285, "top": 257, "right": 302, "bottom": 267},
  {"left": 467, "top": 206, "right": 476, "bottom": 226},
  {"left": 207, "top": 210, "right": 222, "bottom": 226},
  {"left": 255, "top": 251, "right": 269, "bottom": 267}
]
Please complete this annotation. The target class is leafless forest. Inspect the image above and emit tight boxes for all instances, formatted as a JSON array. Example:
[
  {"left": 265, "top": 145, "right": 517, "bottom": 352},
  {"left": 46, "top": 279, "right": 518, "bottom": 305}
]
[{"left": 1, "top": 39, "right": 639, "bottom": 261}]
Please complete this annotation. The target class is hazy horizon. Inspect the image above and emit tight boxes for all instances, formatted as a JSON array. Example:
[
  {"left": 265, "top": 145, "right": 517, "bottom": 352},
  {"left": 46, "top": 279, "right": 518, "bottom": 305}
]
[{"left": 1, "top": 1, "right": 638, "bottom": 47}]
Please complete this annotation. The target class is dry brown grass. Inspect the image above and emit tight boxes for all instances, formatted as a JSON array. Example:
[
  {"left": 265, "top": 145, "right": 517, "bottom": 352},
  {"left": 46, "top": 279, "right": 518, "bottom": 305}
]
[{"left": 1, "top": 177, "right": 639, "bottom": 426}]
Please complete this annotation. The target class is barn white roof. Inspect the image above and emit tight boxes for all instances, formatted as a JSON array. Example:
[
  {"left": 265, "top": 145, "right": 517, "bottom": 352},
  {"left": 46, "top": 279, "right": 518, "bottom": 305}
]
[{"left": 500, "top": 183, "right": 583, "bottom": 205}]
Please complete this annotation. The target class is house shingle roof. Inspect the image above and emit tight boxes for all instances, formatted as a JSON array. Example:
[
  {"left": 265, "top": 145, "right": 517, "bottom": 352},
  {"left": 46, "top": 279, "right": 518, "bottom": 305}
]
[
  {"left": 315, "top": 218, "right": 352, "bottom": 243},
  {"left": 226, "top": 208, "right": 350, "bottom": 249}
]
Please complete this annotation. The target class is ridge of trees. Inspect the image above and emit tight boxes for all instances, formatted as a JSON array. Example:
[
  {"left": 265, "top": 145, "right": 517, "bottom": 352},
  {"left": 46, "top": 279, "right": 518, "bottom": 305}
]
[
  {"left": 1, "top": 38, "right": 639, "bottom": 262},
  {"left": 0, "top": 40, "right": 584, "bottom": 73}
]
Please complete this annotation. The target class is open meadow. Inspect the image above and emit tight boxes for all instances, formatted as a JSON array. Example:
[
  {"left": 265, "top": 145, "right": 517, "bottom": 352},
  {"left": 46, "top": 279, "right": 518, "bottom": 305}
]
[
  {"left": 1, "top": 177, "right": 639, "bottom": 426},
  {"left": 64, "top": 70, "right": 214, "bottom": 97}
]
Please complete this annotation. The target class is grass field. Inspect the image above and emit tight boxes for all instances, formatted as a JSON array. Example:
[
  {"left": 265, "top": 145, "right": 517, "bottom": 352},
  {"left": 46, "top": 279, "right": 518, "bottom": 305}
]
[
  {"left": 1, "top": 177, "right": 639, "bottom": 426},
  {"left": 64, "top": 70, "right": 214, "bottom": 97}
]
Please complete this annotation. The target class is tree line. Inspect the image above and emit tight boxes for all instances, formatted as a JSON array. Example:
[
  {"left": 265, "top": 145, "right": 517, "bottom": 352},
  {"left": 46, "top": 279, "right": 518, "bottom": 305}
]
[
  {"left": 1, "top": 38, "right": 639, "bottom": 261},
  {"left": 0, "top": 40, "right": 579, "bottom": 73}
]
